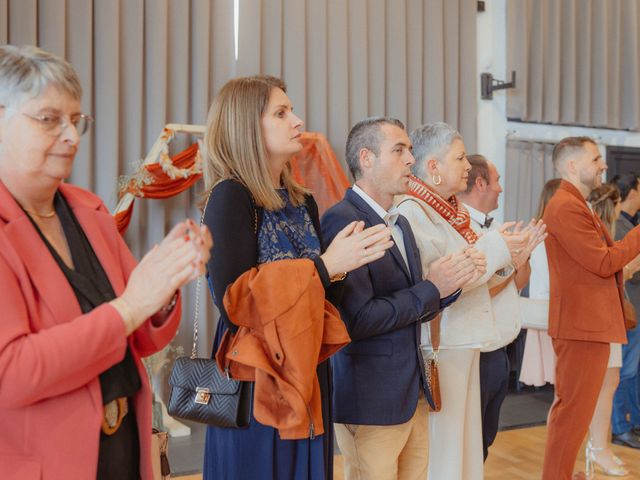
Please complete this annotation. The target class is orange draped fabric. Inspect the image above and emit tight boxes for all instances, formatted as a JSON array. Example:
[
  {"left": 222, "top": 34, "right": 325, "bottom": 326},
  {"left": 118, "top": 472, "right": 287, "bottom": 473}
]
[
  {"left": 115, "top": 132, "right": 349, "bottom": 235},
  {"left": 115, "top": 143, "right": 202, "bottom": 234},
  {"left": 290, "top": 132, "right": 350, "bottom": 215},
  {"left": 114, "top": 205, "right": 134, "bottom": 235}
]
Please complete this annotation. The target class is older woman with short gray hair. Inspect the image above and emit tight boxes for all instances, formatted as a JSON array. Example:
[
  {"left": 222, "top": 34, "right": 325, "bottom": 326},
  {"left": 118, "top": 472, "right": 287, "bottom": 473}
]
[
  {"left": 0, "top": 45, "right": 211, "bottom": 479},
  {"left": 397, "top": 122, "right": 528, "bottom": 480}
]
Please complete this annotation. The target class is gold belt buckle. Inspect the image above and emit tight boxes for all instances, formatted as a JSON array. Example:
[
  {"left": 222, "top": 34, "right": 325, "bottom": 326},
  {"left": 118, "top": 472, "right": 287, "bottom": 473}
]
[{"left": 102, "top": 397, "right": 128, "bottom": 436}]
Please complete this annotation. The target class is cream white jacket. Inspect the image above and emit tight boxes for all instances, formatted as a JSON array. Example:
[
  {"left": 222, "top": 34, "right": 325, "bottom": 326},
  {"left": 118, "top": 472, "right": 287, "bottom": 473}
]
[{"left": 396, "top": 195, "right": 511, "bottom": 349}]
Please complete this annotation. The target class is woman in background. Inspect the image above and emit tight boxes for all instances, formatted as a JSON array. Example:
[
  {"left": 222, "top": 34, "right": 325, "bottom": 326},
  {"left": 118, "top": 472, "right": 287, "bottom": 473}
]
[
  {"left": 201, "top": 75, "right": 393, "bottom": 480},
  {"left": 520, "top": 179, "right": 561, "bottom": 387},
  {"left": 586, "top": 184, "right": 629, "bottom": 477}
]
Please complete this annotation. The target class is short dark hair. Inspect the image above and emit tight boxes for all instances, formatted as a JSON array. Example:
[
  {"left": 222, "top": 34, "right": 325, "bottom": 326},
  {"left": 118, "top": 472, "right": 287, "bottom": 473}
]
[
  {"left": 552, "top": 136, "right": 596, "bottom": 170},
  {"left": 464, "top": 154, "right": 490, "bottom": 194},
  {"left": 346, "top": 116, "right": 405, "bottom": 180},
  {"left": 610, "top": 172, "right": 640, "bottom": 202}
]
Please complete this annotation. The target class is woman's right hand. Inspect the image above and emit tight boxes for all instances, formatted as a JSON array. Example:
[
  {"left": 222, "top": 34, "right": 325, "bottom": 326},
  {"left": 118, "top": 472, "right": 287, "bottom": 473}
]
[
  {"left": 320, "top": 221, "right": 394, "bottom": 277},
  {"left": 425, "top": 249, "right": 479, "bottom": 297},
  {"left": 111, "top": 220, "right": 212, "bottom": 334},
  {"left": 499, "top": 221, "right": 530, "bottom": 263}
]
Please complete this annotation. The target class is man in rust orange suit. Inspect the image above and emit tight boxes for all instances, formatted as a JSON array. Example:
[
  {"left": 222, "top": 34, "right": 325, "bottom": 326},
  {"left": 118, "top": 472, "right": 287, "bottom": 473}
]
[{"left": 541, "top": 137, "right": 640, "bottom": 480}]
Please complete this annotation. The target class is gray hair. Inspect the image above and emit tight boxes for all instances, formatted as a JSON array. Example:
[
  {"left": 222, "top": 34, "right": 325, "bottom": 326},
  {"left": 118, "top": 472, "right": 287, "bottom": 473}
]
[
  {"left": 0, "top": 45, "right": 82, "bottom": 111},
  {"left": 346, "top": 116, "right": 405, "bottom": 180},
  {"left": 410, "top": 122, "right": 463, "bottom": 180}
]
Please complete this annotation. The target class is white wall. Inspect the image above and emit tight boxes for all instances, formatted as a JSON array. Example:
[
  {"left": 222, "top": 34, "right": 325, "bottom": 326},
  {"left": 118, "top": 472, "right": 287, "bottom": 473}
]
[{"left": 476, "top": 0, "right": 640, "bottom": 223}]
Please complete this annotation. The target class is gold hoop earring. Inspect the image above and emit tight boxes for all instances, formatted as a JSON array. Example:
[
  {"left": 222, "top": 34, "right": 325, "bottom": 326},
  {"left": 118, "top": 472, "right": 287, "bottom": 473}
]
[{"left": 432, "top": 174, "right": 442, "bottom": 186}]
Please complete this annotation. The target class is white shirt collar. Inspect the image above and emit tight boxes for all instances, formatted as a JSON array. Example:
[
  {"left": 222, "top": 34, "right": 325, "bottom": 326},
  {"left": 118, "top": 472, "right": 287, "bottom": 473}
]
[
  {"left": 352, "top": 184, "right": 399, "bottom": 226},
  {"left": 462, "top": 203, "right": 488, "bottom": 227}
]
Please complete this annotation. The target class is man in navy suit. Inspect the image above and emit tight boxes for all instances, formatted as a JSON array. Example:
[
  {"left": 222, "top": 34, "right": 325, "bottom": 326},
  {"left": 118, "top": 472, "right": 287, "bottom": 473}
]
[{"left": 321, "top": 117, "right": 480, "bottom": 480}]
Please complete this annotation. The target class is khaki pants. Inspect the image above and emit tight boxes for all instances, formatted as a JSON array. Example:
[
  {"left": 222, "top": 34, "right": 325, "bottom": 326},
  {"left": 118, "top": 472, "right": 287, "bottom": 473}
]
[{"left": 335, "top": 396, "right": 428, "bottom": 480}]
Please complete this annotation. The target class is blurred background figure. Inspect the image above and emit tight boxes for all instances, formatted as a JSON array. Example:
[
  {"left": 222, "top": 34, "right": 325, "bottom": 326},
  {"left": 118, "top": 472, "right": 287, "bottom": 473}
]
[
  {"left": 610, "top": 173, "right": 640, "bottom": 453},
  {"left": 519, "top": 179, "right": 561, "bottom": 389},
  {"left": 585, "top": 183, "right": 630, "bottom": 477}
]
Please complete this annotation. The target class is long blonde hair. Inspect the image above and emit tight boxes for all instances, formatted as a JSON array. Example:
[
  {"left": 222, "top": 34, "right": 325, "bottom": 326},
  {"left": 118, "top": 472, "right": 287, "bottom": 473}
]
[
  {"left": 588, "top": 183, "right": 621, "bottom": 235},
  {"left": 202, "top": 75, "right": 308, "bottom": 210}
]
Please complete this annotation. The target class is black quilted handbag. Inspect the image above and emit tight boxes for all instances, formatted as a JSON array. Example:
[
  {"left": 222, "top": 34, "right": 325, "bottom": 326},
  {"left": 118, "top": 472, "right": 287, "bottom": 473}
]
[
  {"left": 167, "top": 356, "right": 251, "bottom": 428},
  {"left": 166, "top": 191, "right": 252, "bottom": 428}
]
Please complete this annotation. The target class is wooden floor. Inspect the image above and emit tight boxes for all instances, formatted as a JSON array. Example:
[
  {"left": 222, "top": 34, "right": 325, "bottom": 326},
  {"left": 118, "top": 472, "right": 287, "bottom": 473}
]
[{"left": 176, "top": 425, "right": 640, "bottom": 479}]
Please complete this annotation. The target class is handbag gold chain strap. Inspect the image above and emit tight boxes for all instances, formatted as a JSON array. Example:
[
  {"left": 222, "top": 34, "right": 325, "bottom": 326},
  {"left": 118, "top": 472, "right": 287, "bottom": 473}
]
[{"left": 191, "top": 187, "right": 258, "bottom": 359}]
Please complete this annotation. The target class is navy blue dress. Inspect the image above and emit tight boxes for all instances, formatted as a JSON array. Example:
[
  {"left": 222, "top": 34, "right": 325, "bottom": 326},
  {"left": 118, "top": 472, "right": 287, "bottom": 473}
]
[{"left": 202, "top": 181, "right": 332, "bottom": 480}]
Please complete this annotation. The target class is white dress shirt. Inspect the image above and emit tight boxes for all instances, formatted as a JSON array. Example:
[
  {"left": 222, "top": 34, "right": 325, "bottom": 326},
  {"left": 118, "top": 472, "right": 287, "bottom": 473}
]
[{"left": 352, "top": 184, "right": 409, "bottom": 270}]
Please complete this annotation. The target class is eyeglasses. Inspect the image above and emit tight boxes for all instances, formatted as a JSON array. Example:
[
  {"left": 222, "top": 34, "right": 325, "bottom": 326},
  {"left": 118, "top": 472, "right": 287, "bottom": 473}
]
[{"left": 1, "top": 106, "right": 94, "bottom": 136}]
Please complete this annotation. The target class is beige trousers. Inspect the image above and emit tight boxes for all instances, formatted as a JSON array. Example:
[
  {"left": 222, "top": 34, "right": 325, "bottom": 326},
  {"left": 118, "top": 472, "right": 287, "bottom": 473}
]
[
  {"left": 427, "top": 348, "right": 483, "bottom": 480},
  {"left": 335, "top": 396, "right": 429, "bottom": 480}
]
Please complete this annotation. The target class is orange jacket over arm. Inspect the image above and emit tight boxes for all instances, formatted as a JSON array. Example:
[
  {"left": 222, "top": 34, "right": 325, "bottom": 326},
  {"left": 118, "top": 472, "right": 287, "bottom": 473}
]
[{"left": 217, "top": 258, "right": 350, "bottom": 440}]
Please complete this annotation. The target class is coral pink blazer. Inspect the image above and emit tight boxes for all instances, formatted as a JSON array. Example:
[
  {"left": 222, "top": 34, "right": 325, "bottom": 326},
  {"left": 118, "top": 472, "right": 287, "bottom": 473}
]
[{"left": 0, "top": 181, "right": 181, "bottom": 480}]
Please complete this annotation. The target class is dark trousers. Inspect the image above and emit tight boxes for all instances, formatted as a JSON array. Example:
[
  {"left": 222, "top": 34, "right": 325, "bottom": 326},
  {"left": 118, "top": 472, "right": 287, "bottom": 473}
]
[{"left": 479, "top": 347, "right": 510, "bottom": 461}]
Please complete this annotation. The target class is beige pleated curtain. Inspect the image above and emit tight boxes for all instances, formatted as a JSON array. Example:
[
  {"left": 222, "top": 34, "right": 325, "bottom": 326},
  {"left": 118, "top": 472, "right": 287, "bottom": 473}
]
[
  {"left": 0, "top": 0, "right": 477, "bottom": 359},
  {"left": 504, "top": 140, "right": 556, "bottom": 223},
  {"left": 507, "top": 0, "right": 640, "bottom": 131},
  {"left": 235, "top": 0, "right": 478, "bottom": 164}
]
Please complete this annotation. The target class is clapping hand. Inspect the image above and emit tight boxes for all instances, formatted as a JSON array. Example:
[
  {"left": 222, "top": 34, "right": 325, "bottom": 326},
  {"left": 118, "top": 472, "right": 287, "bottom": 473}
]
[
  {"left": 462, "top": 246, "right": 488, "bottom": 286},
  {"left": 111, "top": 220, "right": 212, "bottom": 335},
  {"left": 426, "top": 249, "right": 479, "bottom": 298},
  {"left": 499, "top": 221, "right": 530, "bottom": 263},
  {"left": 511, "top": 219, "right": 547, "bottom": 269},
  {"left": 321, "top": 221, "right": 394, "bottom": 277}
]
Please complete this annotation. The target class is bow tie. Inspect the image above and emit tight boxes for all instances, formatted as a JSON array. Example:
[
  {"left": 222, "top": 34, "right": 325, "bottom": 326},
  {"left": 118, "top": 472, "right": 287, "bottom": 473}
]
[{"left": 482, "top": 215, "right": 493, "bottom": 229}]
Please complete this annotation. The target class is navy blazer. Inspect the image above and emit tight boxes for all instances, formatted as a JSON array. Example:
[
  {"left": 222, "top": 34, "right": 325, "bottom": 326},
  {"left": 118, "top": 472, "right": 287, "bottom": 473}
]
[{"left": 321, "top": 188, "right": 441, "bottom": 425}]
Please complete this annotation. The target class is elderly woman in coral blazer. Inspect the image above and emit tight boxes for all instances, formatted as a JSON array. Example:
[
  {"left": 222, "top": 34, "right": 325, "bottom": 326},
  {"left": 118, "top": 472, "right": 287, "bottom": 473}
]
[
  {"left": 396, "top": 122, "right": 530, "bottom": 480},
  {"left": 0, "top": 45, "right": 211, "bottom": 480}
]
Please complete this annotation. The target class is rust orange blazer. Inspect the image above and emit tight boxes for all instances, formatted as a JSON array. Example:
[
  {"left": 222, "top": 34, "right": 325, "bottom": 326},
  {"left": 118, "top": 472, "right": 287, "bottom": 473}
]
[
  {"left": 217, "top": 259, "right": 350, "bottom": 440},
  {"left": 543, "top": 180, "right": 640, "bottom": 343},
  {"left": 0, "top": 181, "right": 181, "bottom": 480}
]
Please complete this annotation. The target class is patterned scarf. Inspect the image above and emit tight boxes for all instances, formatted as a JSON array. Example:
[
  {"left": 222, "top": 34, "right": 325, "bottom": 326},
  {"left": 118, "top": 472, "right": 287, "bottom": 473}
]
[{"left": 408, "top": 174, "right": 479, "bottom": 245}]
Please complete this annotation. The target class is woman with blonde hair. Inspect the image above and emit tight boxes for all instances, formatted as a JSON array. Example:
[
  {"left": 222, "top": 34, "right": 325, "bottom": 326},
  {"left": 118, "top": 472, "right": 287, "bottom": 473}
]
[
  {"left": 201, "top": 75, "right": 393, "bottom": 480},
  {"left": 585, "top": 183, "right": 629, "bottom": 477}
]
